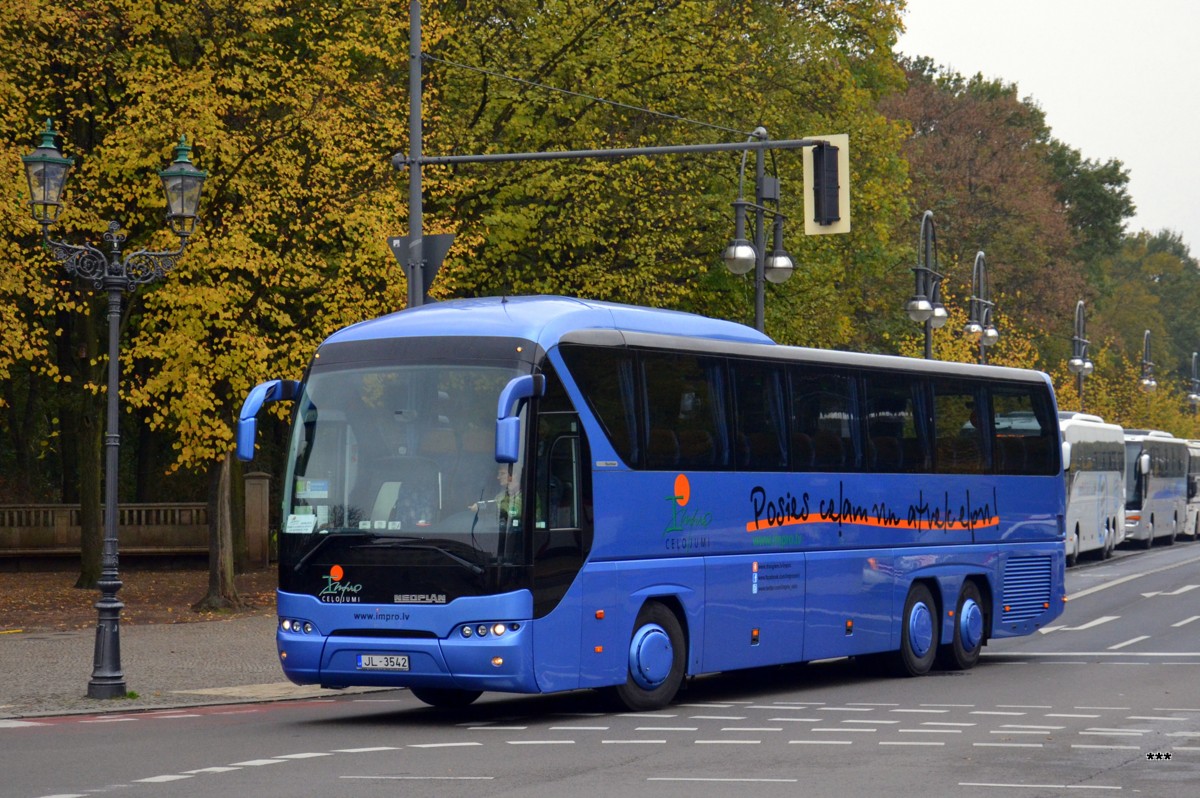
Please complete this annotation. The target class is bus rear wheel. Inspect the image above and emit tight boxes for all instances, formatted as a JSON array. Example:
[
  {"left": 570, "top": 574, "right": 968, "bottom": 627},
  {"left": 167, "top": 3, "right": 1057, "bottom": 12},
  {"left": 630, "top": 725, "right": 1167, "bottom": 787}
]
[
  {"left": 937, "top": 581, "right": 985, "bottom": 671},
  {"left": 895, "top": 583, "right": 939, "bottom": 677},
  {"left": 409, "top": 687, "right": 482, "bottom": 708},
  {"left": 610, "top": 602, "right": 686, "bottom": 712}
]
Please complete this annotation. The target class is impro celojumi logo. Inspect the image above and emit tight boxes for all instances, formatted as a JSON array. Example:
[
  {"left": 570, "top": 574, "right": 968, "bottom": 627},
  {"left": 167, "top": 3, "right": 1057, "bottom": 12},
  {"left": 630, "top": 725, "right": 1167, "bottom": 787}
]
[
  {"left": 318, "top": 563, "right": 363, "bottom": 603},
  {"left": 665, "top": 474, "right": 712, "bottom": 541}
]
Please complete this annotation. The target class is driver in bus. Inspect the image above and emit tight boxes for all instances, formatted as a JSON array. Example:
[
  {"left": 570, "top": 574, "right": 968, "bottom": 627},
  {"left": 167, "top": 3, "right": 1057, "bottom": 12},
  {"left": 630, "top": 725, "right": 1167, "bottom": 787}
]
[{"left": 470, "top": 464, "right": 522, "bottom": 527}]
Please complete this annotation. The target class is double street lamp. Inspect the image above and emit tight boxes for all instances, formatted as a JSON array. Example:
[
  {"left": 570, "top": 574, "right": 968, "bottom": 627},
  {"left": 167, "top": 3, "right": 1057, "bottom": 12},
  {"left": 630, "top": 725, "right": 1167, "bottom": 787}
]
[
  {"left": 722, "top": 127, "right": 794, "bottom": 332},
  {"left": 905, "top": 210, "right": 946, "bottom": 359},
  {"left": 1066, "top": 300, "right": 1094, "bottom": 410},
  {"left": 21, "top": 120, "right": 207, "bottom": 699},
  {"left": 964, "top": 250, "right": 999, "bottom": 364}
]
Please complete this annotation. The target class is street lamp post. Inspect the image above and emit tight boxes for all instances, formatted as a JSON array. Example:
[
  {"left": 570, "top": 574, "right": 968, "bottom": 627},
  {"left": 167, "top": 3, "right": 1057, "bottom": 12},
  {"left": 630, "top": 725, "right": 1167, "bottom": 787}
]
[
  {"left": 1190, "top": 352, "right": 1200, "bottom": 416},
  {"left": 964, "top": 250, "right": 999, "bottom": 364},
  {"left": 1140, "top": 329, "right": 1158, "bottom": 393},
  {"left": 21, "top": 121, "right": 206, "bottom": 699},
  {"left": 722, "top": 127, "right": 794, "bottom": 332},
  {"left": 905, "top": 210, "right": 946, "bottom": 359},
  {"left": 1066, "top": 300, "right": 1094, "bottom": 411}
]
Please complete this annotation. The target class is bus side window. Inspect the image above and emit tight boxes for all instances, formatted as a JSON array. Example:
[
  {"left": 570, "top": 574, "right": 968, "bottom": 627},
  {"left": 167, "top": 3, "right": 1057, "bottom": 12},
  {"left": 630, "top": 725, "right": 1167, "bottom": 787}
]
[
  {"left": 559, "top": 345, "right": 639, "bottom": 467},
  {"left": 732, "top": 360, "right": 787, "bottom": 471},
  {"left": 932, "top": 380, "right": 986, "bottom": 474},
  {"left": 861, "top": 372, "right": 928, "bottom": 473},
  {"left": 790, "top": 367, "right": 858, "bottom": 472},
  {"left": 990, "top": 386, "right": 1058, "bottom": 475},
  {"left": 641, "top": 352, "right": 730, "bottom": 471}
]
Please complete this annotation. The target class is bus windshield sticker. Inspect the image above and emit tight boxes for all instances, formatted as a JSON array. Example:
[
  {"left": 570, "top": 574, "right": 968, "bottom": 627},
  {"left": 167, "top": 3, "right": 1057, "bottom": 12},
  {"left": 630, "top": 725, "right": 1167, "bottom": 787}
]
[{"left": 285, "top": 514, "right": 318, "bottom": 535}]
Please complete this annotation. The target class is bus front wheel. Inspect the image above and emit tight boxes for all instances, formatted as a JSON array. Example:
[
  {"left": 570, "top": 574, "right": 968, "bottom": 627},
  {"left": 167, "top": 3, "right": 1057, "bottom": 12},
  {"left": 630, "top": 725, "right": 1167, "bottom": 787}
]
[
  {"left": 409, "top": 687, "right": 482, "bottom": 708},
  {"left": 610, "top": 602, "right": 686, "bottom": 712},
  {"left": 937, "top": 581, "right": 985, "bottom": 671},
  {"left": 896, "top": 583, "right": 939, "bottom": 677}
]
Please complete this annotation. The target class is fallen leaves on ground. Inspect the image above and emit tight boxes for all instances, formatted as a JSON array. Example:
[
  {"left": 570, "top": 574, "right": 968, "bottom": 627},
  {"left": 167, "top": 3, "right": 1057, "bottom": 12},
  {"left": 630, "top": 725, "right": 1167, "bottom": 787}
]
[{"left": 0, "top": 567, "right": 277, "bottom": 633}]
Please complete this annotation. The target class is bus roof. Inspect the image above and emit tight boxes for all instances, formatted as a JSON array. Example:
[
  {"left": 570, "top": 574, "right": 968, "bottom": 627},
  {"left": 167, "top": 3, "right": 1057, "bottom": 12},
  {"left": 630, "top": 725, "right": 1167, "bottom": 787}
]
[
  {"left": 321, "top": 296, "right": 1052, "bottom": 385},
  {"left": 324, "top": 295, "right": 773, "bottom": 349}
]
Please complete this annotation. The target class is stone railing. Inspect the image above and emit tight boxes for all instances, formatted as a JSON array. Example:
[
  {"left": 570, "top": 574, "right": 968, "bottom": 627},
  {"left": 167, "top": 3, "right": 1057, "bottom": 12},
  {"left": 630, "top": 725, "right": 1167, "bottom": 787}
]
[{"left": 0, "top": 503, "right": 209, "bottom": 558}]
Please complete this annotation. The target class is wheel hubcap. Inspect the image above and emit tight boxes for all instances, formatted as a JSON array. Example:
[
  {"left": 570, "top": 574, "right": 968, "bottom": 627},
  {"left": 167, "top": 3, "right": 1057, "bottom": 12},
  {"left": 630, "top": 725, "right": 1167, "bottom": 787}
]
[
  {"left": 629, "top": 623, "right": 673, "bottom": 690},
  {"left": 960, "top": 597, "right": 984, "bottom": 651},
  {"left": 908, "top": 601, "right": 934, "bottom": 658}
]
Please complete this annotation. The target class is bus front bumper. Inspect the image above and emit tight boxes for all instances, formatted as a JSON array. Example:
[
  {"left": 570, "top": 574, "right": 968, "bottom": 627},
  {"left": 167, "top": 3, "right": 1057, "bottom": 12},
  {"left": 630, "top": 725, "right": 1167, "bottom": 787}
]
[{"left": 277, "top": 623, "right": 538, "bottom": 693}]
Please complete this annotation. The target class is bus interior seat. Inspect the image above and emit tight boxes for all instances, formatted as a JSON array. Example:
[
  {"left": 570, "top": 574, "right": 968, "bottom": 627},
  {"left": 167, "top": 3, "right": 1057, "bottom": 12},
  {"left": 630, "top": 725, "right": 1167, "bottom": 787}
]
[
  {"left": 371, "top": 481, "right": 403, "bottom": 523},
  {"left": 678, "top": 429, "right": 715, "bottom": 467},
  {"left": 745, "top": 431, "right": 786, "bottom": 469},
  {"left": 813, "top": 430, "right": 844, "bottom": 469},
  {"left": 997, "top": 436, "right": 1026, "bottom": 471},
  {"left": 647, "top": 429, "right": 680, "bottom": 469},
  {"left": 791, "top": 432, "right": 815, "bottom": 469},
  {"left": 870, "top": 436, "right": 904, "bottom": 471}
]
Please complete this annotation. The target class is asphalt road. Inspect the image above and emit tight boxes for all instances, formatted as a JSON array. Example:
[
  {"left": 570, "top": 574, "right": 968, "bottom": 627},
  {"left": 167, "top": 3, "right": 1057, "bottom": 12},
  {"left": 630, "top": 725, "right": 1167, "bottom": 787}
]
[{"left": 4, "top": 542, "right": 1200, "bottom": 798}]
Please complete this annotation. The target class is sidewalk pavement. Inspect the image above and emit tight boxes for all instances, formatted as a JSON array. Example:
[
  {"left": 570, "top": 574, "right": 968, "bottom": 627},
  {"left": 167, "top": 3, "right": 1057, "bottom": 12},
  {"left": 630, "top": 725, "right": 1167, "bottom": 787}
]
[{"left": 0, "top": 613, "right": 378, "bottom": 719}]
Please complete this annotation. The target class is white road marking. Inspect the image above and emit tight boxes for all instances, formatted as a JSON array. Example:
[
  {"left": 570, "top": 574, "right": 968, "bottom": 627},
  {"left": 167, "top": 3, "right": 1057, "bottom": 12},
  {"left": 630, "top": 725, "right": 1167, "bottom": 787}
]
[
  {"left": 409, "top": 742, "right": 481, "bottom": 749},
  {"left": 973, "top": 743, "right": 1044, "bottom": 749},
  {"left": 648, "top": 777, "right": 796, "bottom": 783},
  {"left": 342, "top": 775, "right": 493, "bottom": 780},
  {"left": 1108, "top": 636, "right": 1150, "bottom": 650},
  {"left": 1140, "top": 584, "right": 1199, "bottom": 598},
  {"left": 229, "top": 759, "right": 286, "bottom": 766},
  {"left": 135, "top": 775, "right": 193, "bottom": 783},
  {"left": 1040, "top": 616, "right": 1120, "bottom": 634},
  {"left": 1172, "top": 615, "right": 1200, "bottom": 627},
  {"left": 274, "top": 752, "right": 330, "bottom": 759}
]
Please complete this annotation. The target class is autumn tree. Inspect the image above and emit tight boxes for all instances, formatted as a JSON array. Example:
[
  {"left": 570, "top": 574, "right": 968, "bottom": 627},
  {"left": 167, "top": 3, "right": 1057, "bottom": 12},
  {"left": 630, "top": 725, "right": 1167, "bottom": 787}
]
[{"left": 881, "top": 60, "right": 1088, "bottom": 345}]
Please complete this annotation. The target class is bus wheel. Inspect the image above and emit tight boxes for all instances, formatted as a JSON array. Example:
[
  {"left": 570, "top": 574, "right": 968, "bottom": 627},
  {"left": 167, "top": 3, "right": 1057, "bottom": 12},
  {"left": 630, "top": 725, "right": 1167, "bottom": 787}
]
[
  {"left": 611, "top": 602, "right": 685, "bottom": 712},
  {"left": 938, "top": 581, "right": 985, "bottom": 671},
  {"left": 1142, "top": 524, "right": 1154, "bottom": 549},
  {"left": 1066, "top": 527, "right": 1080, "bottom": 567},
  {"left": 896, "top": 583, "right": 938, "bottom": 677},
  {"left": 409, "top": 687, "right": 482, "bottom": 708}
]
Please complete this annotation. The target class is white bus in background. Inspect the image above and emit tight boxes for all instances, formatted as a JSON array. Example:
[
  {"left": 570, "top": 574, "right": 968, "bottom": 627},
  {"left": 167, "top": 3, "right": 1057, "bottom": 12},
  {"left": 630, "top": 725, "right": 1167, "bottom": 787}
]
[
  {"left": 1123, "top": 429, "right": 1188, "bottom": 548},
  {"left": 1184, "top": 440, "right": 1200, "bottom": 540},
  {"left": 1059, "top": 412, "right": 1125, "bottom": 564}
]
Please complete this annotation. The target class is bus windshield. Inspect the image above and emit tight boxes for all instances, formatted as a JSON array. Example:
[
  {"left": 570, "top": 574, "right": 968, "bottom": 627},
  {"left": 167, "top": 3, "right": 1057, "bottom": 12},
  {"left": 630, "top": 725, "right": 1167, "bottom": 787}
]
[
  {"left": 1124, "top": 442, "right": 1143, "bottom": 509},
  {"left": 281, "top": 361, "right": 529, "bottom": 578}
]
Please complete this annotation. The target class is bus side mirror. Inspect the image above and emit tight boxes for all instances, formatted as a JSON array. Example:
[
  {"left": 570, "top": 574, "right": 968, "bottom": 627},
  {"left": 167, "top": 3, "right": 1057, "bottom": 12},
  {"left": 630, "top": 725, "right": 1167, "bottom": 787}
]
[
  {"left": 495, "top": 374, "right": 545, "bottom": 463},
  {"left": 1061, "top": 441, "right": 1072, "bottom": 470},
  {"left": 237, "top": 379, "right": 300, "bottom": 461},
  {"left": 1139, "top": 452, "right": 1151, "bottom": 475}
]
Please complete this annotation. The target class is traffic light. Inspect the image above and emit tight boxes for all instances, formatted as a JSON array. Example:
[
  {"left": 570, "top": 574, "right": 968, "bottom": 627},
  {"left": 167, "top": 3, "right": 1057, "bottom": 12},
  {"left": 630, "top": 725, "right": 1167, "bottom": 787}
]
[
  {"left": 811, "top": 141, "right": 840, "bottom": 225},
  {"left": 802, "top": 134, "right": 850, "bottom": 235}
]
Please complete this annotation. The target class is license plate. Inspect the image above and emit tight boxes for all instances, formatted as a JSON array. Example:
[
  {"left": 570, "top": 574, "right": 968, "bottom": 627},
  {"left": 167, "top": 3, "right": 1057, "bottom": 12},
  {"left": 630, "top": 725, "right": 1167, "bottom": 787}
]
[{"left": 357, "top": 654, "right": 410, "bottom": 671}]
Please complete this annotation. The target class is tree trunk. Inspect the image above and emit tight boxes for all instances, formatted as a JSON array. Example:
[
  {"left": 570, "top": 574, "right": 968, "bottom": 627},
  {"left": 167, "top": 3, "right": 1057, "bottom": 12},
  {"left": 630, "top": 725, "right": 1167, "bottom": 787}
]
[{"left": 192, "top": 452, "right": 245, "bottom": 611}]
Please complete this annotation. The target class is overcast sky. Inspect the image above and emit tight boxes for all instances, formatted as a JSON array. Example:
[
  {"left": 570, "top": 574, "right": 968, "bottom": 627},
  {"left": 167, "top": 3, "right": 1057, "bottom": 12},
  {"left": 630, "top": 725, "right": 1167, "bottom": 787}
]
[{"left": 896, "top": 0, "right": 1200, "bottom": 257}]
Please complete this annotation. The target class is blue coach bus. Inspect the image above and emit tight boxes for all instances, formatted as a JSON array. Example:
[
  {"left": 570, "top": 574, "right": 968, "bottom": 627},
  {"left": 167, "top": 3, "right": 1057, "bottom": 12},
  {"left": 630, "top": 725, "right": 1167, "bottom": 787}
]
[{"left": 238, "top": 296, "right": 1066, "bottom": 710}]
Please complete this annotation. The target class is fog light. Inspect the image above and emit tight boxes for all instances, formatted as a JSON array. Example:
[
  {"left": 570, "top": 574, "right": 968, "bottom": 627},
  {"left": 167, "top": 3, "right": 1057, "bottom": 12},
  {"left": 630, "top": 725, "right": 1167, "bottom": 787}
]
[
  {"left": 303, "top": 622, "right": 314, "bottom": 634},
  {"left": 461, "top": 626, "right": 473, "bottom": 638},
  {"left": 491, "top": 657, "right": 504, "bottom": 667},
  {"left": 281, "top": 619, "right": 292, "bottom": 632},
  {"left": 477, "top": 624, "right": 489, "bottom": 637},
  {"left": 492, "top": 623, "right": 507, "bottom": 637}
]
